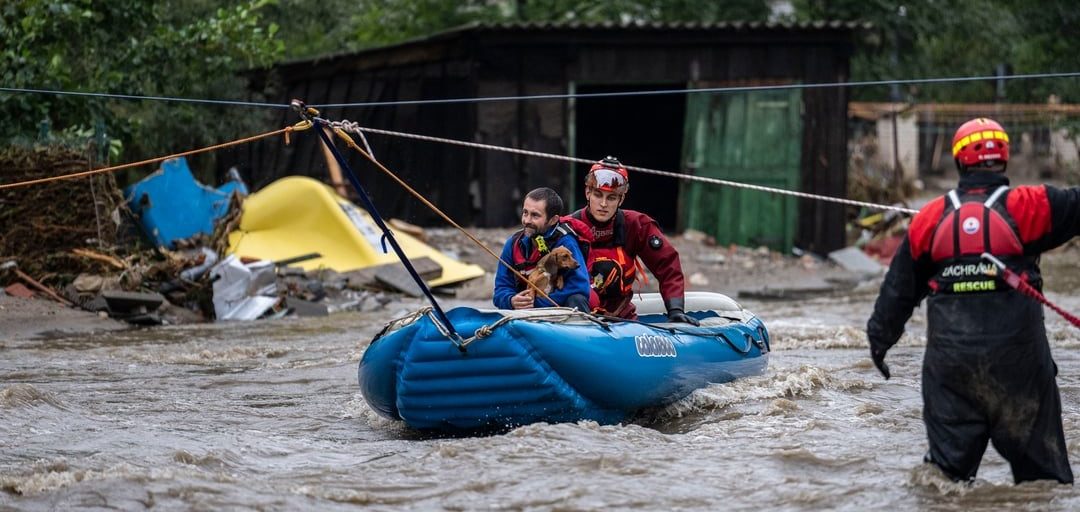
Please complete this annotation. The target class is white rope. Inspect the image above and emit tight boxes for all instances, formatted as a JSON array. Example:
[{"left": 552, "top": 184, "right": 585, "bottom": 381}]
[
  {"left": 381, "top": 307, "right": 431, "bottom": 334},
  {"left": 328, "top": 121, "right": 918, "bottom": 215},
  {"left": 335, "top": 120, "right": 377, "bottom": 160},
  {"left": 396, "top": 307, "right": 608, "bottom": 348}
]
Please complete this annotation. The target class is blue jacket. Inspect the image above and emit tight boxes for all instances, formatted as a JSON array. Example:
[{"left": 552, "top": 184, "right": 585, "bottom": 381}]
[{"left": 493, "top": 226, "right": 591, "bottom": 309}]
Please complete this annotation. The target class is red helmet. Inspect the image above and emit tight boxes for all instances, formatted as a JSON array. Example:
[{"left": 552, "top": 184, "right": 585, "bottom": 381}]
[
  {"left": 952, "top": 118, "right": 1009, "bottom": 167},
  {"left": 585, "top": 156, "right": 629, "bottom": 193}
]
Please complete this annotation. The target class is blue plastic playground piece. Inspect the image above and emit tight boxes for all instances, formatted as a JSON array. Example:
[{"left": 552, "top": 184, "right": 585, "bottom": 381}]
[{"left": 124, "top": 157, "right": 247, "bottom": 248}]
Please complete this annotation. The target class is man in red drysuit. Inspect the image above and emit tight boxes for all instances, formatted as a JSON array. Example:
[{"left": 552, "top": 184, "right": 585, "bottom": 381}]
[
  {"left": 868, "top": 118, "right": 1080, "bottom": 484},
  {"left": 568, "top": 156, "right": 698, "bottom": 324}
]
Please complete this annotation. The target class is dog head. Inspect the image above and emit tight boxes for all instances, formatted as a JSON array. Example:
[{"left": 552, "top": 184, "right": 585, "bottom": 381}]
[
  {"left": 540, "top": 246, "right": 578, "bottom": 274},
  {"left": 532, "top": 246, "right": 579, "bottom": 293}
]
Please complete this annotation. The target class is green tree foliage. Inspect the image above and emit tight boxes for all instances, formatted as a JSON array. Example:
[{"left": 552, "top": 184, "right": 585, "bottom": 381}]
[
  {"left": 0, "top": 0, "right": 284, "bottom": 161},
  {"left": 4, "top": 0, "right": 1075, "bottom": 165},
  {"left": 1002, "top": 0, "right": 1080, "bottom": 103},
  {"left": 1, "top": 0, "right": 774, "bottom": 162},
  {"left": 791, "top": 0, "right": 1078, "bottom": 103},
  {"left": 342, "top": 0, "right": 499, "bottom": 50},
  {"left": 260, "top": 0, "right": 376, "bottom": 59},
  {"left": 502, "top": 0, "right": 770, "bottom": 24},
  {"left": 266, "top": 0, "right": 771, "bottom": 59}
]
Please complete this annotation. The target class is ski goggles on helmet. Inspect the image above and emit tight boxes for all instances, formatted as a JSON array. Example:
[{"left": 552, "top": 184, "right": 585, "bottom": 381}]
[{"left": 589, "top": 167, "right": 628, "bottom": 191}]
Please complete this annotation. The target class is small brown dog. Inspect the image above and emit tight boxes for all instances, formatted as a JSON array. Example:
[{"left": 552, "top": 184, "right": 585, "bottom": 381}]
[{"left": 526, "top": 246, "right": 579, "bottom": 294}]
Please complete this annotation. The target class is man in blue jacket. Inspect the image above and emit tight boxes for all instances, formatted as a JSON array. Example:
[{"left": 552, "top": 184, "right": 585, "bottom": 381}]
[{"left": 493, "top": 187, "right": 591, "bottom": 310}]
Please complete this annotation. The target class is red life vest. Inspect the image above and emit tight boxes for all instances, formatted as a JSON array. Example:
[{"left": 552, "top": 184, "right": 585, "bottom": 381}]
[
  {"left": 927, "top": 186, "right": 1032, "bottom": 294},
  {"left": 508, "top": 221, "right": 582, "bottom": 285},
  {"left": 572, "top": 210, "right": 640, "bottom": 303}
]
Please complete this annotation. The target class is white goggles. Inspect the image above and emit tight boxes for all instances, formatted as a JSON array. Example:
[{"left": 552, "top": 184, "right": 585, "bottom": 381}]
[{"left": 590, "top": 168, "right": 627, "bottom": 190}]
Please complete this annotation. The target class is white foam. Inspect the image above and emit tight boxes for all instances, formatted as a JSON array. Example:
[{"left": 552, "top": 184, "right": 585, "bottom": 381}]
[
  {"left": 0, "top": 459, "right": 234, "bottom": 496},
  {"left": 0, "top": 383, "right": 64, "bottom": 409},
  {"left": 656, "top": 364, "right": 872, "bottom": 420},
  {"left": 768, "top": 322, "right": 926, "bottom": 351}
]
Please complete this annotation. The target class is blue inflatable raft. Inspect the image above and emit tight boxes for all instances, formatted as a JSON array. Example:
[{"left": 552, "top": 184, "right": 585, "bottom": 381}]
[{"left": 358, "top": 292, "right": 769, "bottom": 430}]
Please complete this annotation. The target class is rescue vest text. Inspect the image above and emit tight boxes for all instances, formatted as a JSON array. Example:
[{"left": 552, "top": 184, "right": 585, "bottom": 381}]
[{"left": 952, "top": 280, "right": 997, "bottom": 293}]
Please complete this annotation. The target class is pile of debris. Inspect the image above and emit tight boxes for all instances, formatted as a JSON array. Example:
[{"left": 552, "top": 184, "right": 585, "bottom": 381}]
[
  {"left": 0, "top": 145, "right": 130, "bottom": 277},
  {"left": 0, "top": 144, "right": 218, "bottom": 323},
  {"left": 0, "top": 145, "right": 388, "bottom": 326},
  {"left": 0, "top": 145, "right": 477, "bottom": 325},
  {"left": 844, "top": 136, "right": 918, "bottom": 266}
]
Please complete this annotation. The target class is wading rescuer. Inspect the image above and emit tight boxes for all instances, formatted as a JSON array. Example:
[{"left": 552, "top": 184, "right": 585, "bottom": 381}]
[
  {"left": 867, "top": 118, "right": 1080, "bottom": 484},
  {"left": 493, "top": 187, "right": 591, "bottom": 311},
  {"left": 570, "top": 156, "right": 698, "bottom": 325}
]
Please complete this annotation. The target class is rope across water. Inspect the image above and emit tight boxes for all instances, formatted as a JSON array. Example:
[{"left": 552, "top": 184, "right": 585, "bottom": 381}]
[
  {"left": 319, "top": 115, "right": 563, "bottom": 308},
  {"left": 5, "top": 71, "right": 1079, "bottom": 111},
  {"left": 0, "top": 122, "right": 312, "bottom": 190},
  {"left": 329, "top": 120, "right": 918, "bottom": 215}
]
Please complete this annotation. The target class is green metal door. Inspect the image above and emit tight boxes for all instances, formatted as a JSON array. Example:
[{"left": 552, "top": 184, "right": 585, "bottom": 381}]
[{"left": 681, "top": 88, "right": 802, "bottom": 251}]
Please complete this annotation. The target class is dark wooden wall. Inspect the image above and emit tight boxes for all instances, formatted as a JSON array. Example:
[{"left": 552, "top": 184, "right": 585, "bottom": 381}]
[
  {"left": 797, "top": 46, "right": 851, "bottom": 254},
  {"left": 240, "top": 54, "right": 480, "bottom": 226},
  {"left": 238, "top": 24, "right": 855, "bottom": 251}
]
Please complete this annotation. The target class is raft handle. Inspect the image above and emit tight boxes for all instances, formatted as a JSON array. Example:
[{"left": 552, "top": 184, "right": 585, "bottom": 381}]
[{"left": 714, "top": 332, "right": 754, "bottom": 355}]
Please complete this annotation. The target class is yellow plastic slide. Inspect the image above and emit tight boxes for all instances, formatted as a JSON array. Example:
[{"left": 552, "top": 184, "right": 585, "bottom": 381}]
[{"left": 227, "top": 176, "right": 484, "bottom": 287}]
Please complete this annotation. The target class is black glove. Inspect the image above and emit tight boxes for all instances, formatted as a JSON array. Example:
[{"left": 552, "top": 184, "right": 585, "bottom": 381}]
[
  {"left": 667, "top": 308, "right": 700, "bottom": 326},
  {"left": 870, "top": 346, "right": 890, "bottom": 380}
]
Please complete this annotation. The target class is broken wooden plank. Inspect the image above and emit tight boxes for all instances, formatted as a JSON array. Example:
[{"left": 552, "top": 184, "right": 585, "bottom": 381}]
[
  {"left": 374, "top": 265, "right": 425, "bottom": 297},
  {"left": 372, "top": 257, "right": 444, "bottom": 297},
  {"left": 389, "top": 218, "right": 427, "bottom": 242},
  {"left": 86, "top": 290, "right": 165, "bottom": 314},
  {"left": 274, "top": 252, "right": 322, "bottom": 267},
  {"left": 71, "top": 248, "right": 126, "bottom": 269},
  {"left": 285, "top": 297, "right": 330, "bottom": 317},
  {"left": 828, "top": 246, "right": 885, "bottom": 275},
  {"left": 14, "top": 269, "right": 73, "bottom": 306},
  {"left": 344, "top": 257, "right": 442, "bottom": 290},
  {"left": 405, "top": 256, "right": 442, "bottom": 280},
  {"left": 738, "top": 284, "right": 837, "bottom": 301}
]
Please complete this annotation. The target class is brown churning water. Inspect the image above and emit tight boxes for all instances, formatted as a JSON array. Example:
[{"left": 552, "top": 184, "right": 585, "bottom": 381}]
[{"left": 2, "top": 291, "right": 1080, "bottom": 510}]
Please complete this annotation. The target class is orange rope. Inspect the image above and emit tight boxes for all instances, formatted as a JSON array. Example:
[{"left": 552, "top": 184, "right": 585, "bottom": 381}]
[{"left": 0, "top": 121, "right": 312, "bottom": 190}]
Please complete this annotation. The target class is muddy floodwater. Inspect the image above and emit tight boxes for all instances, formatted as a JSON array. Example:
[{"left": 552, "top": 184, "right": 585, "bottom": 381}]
[{"left": 3, "top": 283, "right": 1080, "bottom": 510}]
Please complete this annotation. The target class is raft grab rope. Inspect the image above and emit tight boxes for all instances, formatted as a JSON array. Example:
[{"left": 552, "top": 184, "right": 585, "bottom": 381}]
[{"left": 413, "top": 307, "right": 613, "bottom": 348}]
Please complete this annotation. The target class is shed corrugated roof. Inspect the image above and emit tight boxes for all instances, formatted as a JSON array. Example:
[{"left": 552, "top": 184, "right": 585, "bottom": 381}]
[
  {"left": 282, "top": 19, "right": 869, "bottom": 67},
  {"left": 465, "top": 20, "right": 871, "bottom": 31}
]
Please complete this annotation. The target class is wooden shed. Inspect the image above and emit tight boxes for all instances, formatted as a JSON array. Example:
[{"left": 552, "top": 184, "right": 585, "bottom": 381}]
[{"left": 241, "top": 20, "right": 864, "bottom": 253}]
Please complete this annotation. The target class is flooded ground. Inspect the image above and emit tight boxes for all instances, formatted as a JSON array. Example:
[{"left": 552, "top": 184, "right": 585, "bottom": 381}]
[{"left": 3, "top": 248, "right": 1080, "bottom": 510}]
